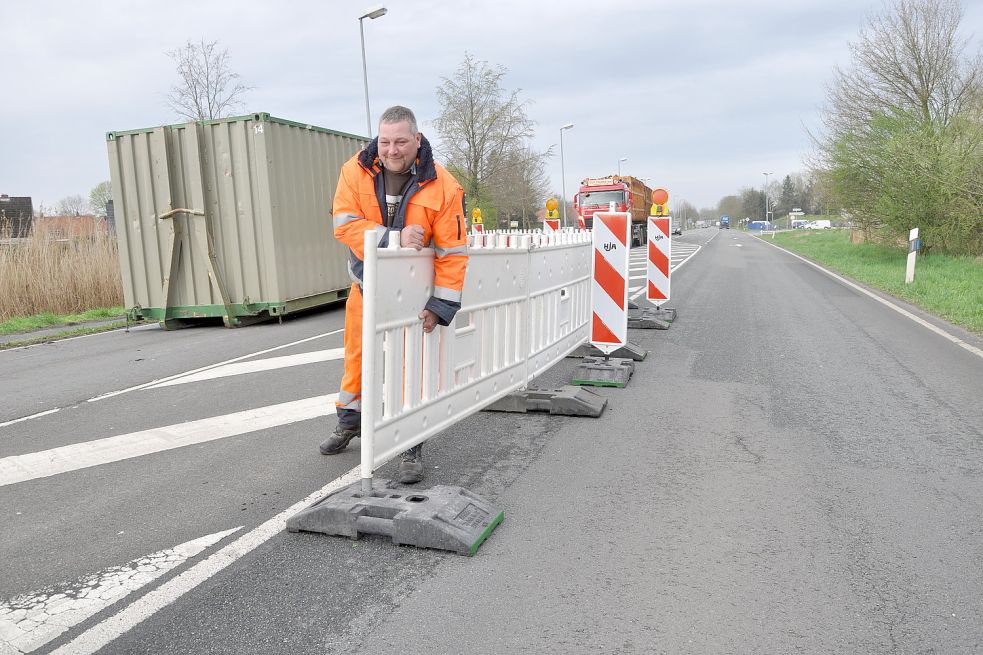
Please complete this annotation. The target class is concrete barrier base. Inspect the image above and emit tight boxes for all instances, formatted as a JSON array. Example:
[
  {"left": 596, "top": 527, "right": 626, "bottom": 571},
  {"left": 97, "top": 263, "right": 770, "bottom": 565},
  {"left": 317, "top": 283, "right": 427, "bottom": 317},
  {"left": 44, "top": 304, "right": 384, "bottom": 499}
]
[
  {"left": 570, "top": 356, "right": 634, "bottom": 388},
  {"left": 286, "top": 480, "right": 503, "bottom": 556},
  {"left": 483, "top": 386, "right": 607, "bottom": 417}
]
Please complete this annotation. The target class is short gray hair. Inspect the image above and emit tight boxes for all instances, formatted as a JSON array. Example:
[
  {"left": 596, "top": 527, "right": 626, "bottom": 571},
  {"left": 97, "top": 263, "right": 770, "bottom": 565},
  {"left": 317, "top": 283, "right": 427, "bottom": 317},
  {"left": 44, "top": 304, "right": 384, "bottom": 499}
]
[{"left": 378, "top": 105, "right": 418, "bottom": 134}]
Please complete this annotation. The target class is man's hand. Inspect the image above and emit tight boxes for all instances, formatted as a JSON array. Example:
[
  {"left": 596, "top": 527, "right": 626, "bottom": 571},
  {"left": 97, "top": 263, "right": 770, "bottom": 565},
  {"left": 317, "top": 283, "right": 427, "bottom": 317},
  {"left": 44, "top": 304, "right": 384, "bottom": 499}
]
[
  {"left": 400, "top": 225, "right": 425, "bottom": 250},
  {"left": 419, "top": 309, "right": 438, "bottom": 333}
]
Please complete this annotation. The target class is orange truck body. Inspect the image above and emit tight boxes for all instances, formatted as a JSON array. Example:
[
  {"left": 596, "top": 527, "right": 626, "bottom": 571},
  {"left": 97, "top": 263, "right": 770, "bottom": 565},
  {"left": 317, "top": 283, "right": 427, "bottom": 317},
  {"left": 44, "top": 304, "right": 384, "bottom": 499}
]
[{"left": 574, "top": 175, "right": 654, "bottom": 244}]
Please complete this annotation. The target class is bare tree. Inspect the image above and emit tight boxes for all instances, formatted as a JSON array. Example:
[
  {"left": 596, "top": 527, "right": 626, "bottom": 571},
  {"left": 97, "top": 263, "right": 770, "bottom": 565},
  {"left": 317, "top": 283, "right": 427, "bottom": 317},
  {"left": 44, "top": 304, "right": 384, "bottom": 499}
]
[
  {"left": 89, "top": 181, "right": 112, "bottom": 217},
  {"left": 433, "top": 53, "right": 542, "bottom": 210},
  {"left": 485, "top": 146, "right": 552, "bottom": 228},
  {"left": 56, "top": 195, "right": 89, "bottom": 216},
  {"left": 814, "top": 0, "right": 983, "bottom": 253},
  {"left": 166, "top": 38, "right": 250, "bottom": 121},
  {"left": 828, "top": 0, "right": 979, "bottom": 132}
]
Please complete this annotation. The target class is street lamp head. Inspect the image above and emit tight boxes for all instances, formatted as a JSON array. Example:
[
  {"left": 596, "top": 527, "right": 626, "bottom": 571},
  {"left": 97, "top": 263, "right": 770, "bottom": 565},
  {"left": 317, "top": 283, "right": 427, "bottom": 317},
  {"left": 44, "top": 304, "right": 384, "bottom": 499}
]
[
  {"left": 561, "top": 123, "right": 574, "bottom": 130},
  {"left": 619, "top": 157, "right": 628, "bottom": 163},
  {"left": 360, "top": 5, "right": 387, "bottom": 20}
]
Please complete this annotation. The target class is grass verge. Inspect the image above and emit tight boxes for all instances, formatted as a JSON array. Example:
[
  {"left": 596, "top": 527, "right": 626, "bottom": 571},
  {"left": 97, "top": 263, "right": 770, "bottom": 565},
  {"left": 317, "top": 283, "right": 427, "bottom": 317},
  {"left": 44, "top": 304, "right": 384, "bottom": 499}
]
[
  {"left": 762, "top": 230, "right": 983, "bottom": 335},
  {"left": 0, "top": 321, "right": 131, "bottom": 350},
  {"left": 0, "top": 307, "right": 127, "bottom": 336}
]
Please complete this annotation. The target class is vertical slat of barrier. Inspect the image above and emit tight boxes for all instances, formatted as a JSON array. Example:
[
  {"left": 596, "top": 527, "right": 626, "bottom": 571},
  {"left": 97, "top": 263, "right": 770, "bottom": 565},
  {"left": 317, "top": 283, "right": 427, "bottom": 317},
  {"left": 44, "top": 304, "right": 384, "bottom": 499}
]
[
  {"left": 519, "top": 235, "right": 531, "bottom": 380},
  {"left": 383, "top": 329, "right": 398, "bottom": 418},
  {"left": 421, "top": 328, "right": 438, "bottom": 402},
  {"left": 439, "top": 315, "right": 453, "bottom": 393},
  {"left": 404, "top": 322, "right": 422, "bottom": 409},
  {"left": 360, "top": 230, "right": 378, "bottom": 492}
]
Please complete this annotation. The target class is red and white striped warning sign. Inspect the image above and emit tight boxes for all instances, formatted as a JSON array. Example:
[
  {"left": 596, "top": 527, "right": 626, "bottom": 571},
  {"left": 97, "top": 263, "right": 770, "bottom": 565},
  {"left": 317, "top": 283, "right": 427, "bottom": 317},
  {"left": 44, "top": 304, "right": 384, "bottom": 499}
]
[
  {"left": 646, "top": 216, "right": 671, "bottom": 305},
  {"left": 472, "top": 223, "right": 484, "bottom": 234},
  {"left": 590, "top": 212, "right": 630, "bottom": 353},
  {"left": 543, "top": 218, "right": 560, "bottom": 233}
]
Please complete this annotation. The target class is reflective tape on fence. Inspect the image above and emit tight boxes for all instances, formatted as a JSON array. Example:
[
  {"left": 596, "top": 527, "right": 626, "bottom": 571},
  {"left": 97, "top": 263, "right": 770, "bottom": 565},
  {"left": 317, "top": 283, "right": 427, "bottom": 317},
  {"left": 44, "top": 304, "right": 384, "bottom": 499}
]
[
  {"left": 589, "top": 212, "right": 630, "bottom": 353},
  {"left": 646, "top": 216, "right": 671, "bottom": 305},
  {"left": 360, "top": 230, "right": 592, "bottom": 481}
]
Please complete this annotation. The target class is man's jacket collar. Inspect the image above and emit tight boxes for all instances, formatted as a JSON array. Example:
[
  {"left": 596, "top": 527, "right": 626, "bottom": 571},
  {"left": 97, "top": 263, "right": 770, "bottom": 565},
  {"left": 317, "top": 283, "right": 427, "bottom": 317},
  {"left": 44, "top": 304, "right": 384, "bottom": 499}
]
[{"left": 358, "top": 135, "right": 438, "bottom": 184}]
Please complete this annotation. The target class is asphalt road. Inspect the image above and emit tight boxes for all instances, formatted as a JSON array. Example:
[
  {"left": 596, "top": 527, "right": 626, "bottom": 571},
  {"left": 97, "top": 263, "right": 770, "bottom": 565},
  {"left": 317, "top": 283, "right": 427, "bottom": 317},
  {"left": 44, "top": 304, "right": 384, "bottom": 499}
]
[{"left": 3, "top": 228, "right": 983, "bottom": 654}]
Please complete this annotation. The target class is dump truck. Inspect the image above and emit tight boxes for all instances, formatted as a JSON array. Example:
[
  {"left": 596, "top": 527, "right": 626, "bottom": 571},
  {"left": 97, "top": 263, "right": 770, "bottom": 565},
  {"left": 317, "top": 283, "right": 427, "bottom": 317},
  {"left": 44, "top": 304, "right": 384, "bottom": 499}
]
[{"left": 574, "top": 175, "right": 653, "bottom": 246}]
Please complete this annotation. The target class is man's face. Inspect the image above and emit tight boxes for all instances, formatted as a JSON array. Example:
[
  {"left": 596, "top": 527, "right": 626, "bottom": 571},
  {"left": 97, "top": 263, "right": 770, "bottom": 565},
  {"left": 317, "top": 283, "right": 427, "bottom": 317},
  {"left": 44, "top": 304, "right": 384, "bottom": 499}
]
[{"left": 377, "top": 120, "right": 421, "bottom": 174}]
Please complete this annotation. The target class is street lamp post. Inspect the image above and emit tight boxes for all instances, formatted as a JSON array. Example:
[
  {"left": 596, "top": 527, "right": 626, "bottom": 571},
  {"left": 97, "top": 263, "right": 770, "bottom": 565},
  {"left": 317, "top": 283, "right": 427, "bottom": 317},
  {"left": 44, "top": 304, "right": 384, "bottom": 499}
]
[
  {"left": 560, "top": 123, "right": 574, "bottom": 227},
  {"left": 762, "top": 171, "right": 772, "bottom": 224},
  {"left": 358, "top": 5, "right": 387, "bottom": 138},
  {"left": 618, "top": 157, "right": 628, "bottom": 176}
]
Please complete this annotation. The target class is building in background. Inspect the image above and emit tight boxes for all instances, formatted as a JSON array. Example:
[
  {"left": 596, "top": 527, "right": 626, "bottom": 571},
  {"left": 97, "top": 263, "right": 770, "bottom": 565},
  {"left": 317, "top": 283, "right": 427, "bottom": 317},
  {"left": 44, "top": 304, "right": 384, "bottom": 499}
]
[
  {"left": 0, "top": 194, "right": 34, "bottom": 238},
  {"left": 32, "top": 214, "right": 110, "bottom": 239}
]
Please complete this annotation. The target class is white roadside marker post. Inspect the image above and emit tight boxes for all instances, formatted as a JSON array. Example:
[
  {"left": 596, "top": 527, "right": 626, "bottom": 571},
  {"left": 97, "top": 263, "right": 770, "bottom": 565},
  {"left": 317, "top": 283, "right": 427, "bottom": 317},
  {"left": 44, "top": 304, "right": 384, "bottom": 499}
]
[{"left": 905, "top": 227, "right": 920, "bottom": 284}]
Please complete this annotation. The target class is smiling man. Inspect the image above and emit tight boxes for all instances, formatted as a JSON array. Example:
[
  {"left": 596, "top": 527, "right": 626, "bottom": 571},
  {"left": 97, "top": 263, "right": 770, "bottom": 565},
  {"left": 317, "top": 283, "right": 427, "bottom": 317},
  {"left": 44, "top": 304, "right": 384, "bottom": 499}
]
[{"left": 322, "top": 105, "right": 468, "bottom": 485}]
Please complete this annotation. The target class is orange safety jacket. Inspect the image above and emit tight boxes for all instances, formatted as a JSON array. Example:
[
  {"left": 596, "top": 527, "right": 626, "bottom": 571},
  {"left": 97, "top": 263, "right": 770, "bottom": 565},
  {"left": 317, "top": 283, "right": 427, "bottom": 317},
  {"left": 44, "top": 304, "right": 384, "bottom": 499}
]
[{"left": 333, "top": 135, "right": 468, "bottom": 325}]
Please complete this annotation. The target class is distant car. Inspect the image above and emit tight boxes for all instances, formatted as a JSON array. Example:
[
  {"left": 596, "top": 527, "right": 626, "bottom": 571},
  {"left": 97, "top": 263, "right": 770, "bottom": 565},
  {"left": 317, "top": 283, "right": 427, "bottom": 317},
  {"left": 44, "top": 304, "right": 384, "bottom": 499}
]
[
  {"left": 805, "top": 219, "right": 832, "bottom": 229},
  {"left": 671, "top": 220, "right": 683, "bottom": 236}
]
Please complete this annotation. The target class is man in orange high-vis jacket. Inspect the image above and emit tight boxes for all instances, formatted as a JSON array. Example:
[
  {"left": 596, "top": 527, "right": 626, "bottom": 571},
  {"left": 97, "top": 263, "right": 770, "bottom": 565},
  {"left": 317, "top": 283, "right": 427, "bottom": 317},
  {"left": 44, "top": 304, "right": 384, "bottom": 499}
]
[{"left": 320, "top": 105, "right": 467, "bottom": 485}]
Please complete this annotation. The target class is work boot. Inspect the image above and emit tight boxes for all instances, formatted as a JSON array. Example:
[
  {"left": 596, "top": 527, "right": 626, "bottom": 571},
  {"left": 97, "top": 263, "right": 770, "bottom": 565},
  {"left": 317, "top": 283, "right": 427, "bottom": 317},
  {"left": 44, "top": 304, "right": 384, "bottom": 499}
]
[
  {"left": 319, "top": 424, "right": 360, "bottom": 455},
  {"left": 398, "top": 444, "right": 424, "bottom": 484}
]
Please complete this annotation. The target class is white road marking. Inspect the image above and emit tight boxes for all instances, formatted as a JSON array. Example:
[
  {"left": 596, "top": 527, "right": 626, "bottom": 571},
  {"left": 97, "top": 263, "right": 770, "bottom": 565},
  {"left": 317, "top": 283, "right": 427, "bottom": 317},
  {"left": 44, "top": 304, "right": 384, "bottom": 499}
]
[
  {"left": 145, "top": 348, "right": 345, "bottom": 389},
  {"left": 758, "top": 238, "right": 983, "bottom": 360},
  {"left": 0, "top": 328, "right": 345, "bottom": 431},
  {"left": 629, "top": 240, "right": 707, "bottom": 301},
  {"left": 0, "top": 528, "right": 240, "bottom": 654},
  {"left": 0, "top": 409, "right": 60, "bottom": 430},
  {"left": 50, "top": 467, "right": 362, "bottom": 655},
  {"left": 88, "top": 328, "right": 344, "bottom": 403},
  {"left": 0, "top": 394, "right": 338, "bottom": 487}
]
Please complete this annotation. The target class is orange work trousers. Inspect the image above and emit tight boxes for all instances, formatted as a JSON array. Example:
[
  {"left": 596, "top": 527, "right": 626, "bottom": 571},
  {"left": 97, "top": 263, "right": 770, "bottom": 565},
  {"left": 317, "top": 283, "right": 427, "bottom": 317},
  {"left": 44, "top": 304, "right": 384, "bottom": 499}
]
[{"left": 336, "top": 284, "right": 362, "bottom": 426}]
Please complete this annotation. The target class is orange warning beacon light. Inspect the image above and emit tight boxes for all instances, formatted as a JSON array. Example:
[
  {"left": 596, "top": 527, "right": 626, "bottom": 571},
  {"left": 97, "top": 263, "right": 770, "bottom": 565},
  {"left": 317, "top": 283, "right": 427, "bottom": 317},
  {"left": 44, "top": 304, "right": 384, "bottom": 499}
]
[
  {"left": 545, "top": 197, "right": 560, "bottom": 221},
  {"left": 650, "top": 187, "right": 669, "bottom": 216}
]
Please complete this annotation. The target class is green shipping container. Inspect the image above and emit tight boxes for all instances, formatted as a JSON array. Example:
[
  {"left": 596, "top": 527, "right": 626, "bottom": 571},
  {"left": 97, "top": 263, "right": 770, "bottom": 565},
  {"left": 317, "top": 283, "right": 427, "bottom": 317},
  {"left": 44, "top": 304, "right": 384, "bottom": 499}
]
[{"left": 106, "top": 113, "right": 367, "bottom": 328}]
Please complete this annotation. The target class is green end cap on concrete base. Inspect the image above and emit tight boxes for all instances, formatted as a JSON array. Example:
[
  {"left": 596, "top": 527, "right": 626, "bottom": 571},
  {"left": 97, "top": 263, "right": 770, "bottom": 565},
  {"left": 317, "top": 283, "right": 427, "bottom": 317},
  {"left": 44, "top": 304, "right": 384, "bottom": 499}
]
[{"left": 469, "top": 511, "right": 505, "bottom": 556}]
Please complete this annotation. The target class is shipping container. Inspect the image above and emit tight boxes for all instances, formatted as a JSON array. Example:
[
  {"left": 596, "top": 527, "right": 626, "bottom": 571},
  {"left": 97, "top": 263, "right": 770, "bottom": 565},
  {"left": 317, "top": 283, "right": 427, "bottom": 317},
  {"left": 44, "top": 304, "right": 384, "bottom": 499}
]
[{"left": 106, "top": 113, "right": 367, "bottom": 328}]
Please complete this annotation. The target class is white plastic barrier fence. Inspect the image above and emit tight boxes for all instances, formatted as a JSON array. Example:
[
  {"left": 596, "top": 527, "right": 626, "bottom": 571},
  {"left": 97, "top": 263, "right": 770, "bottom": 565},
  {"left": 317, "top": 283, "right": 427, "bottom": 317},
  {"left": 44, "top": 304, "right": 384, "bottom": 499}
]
[{"left": 359, "top": 229, "right": 592, "bottom": 488}]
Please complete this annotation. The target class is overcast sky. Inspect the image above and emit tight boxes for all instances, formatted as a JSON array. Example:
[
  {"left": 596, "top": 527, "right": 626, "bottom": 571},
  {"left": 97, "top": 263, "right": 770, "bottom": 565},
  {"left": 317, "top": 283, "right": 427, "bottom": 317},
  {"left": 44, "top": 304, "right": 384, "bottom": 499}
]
[{"left": 3, "top": 0, "right": 981, "bottom": 212}]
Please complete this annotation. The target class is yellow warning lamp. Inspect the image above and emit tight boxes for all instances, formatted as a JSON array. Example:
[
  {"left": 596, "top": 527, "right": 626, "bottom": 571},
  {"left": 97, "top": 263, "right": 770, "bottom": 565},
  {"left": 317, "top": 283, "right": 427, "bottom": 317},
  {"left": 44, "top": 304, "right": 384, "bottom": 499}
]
[
  {"left": 545, "top": 197, "right": 560, "bottom": 220},
  {"left": 471, "top": 207, "right": 483, "bottom": 224},
  {"left": 650, "top": 188, "right": 670, "bottom": 216}
]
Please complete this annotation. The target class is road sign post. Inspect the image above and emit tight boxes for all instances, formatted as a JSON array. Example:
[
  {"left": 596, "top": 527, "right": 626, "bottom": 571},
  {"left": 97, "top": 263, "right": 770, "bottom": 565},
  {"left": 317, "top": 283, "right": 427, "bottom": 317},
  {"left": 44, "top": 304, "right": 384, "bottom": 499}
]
[
  {"left": 544, "top": 198, "right": 560, "bottom": 233},
  {"left": 572, "top": 211, "right": 635, "bottom": 387},
  {"left": 629, "top": 188, "right": 676, "bottom": 328}
]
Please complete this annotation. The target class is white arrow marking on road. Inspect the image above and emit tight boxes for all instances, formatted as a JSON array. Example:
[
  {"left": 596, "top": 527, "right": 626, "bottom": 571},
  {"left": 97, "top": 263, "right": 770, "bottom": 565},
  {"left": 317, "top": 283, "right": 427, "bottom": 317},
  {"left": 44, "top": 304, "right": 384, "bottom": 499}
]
[
  {"left": 49, "top": 467, "right": 361, "bottom": 655},
  {"left": 0, "top": 394, "right": 338, "bottom": 488},
  {"left": 0, "top": 409, "right": 60, "bottom": 430},
  {"left": 87, "top": 327, "right": 344, "bottom": 403},
  {"left": 145, "top": 348, "right": 345, "bottom": 388},
  {"left": 0, "top": 527, "right": 240, "bottom": 654}
]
